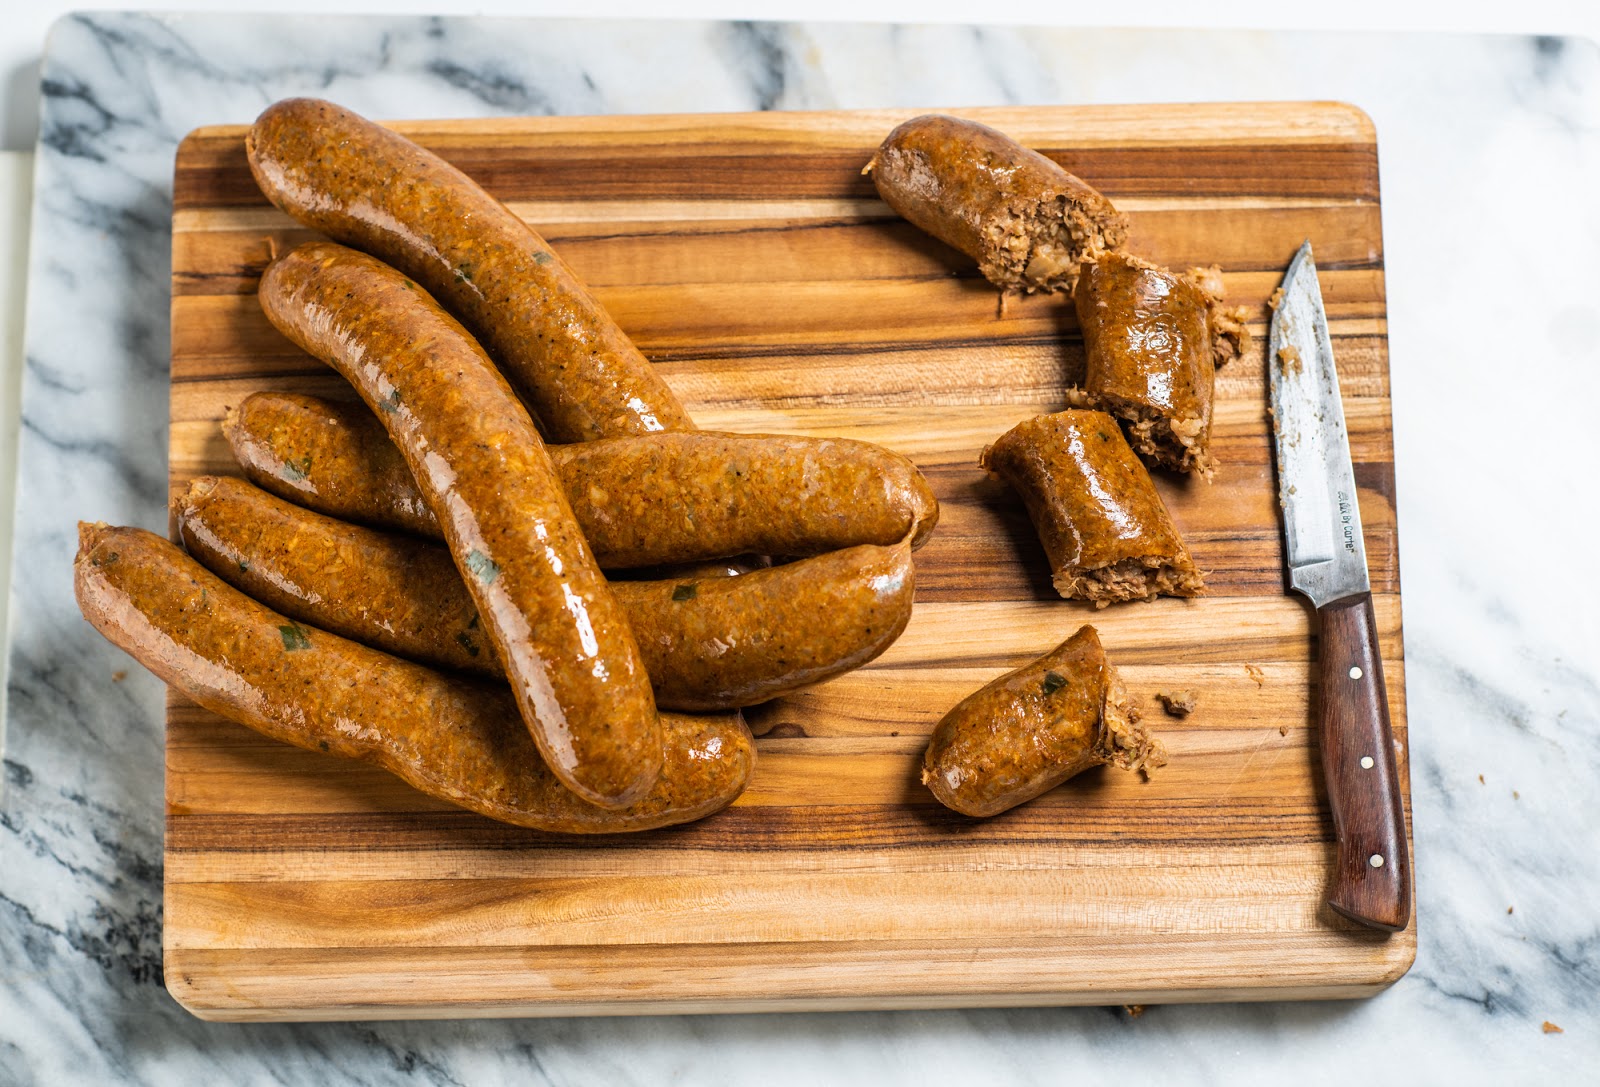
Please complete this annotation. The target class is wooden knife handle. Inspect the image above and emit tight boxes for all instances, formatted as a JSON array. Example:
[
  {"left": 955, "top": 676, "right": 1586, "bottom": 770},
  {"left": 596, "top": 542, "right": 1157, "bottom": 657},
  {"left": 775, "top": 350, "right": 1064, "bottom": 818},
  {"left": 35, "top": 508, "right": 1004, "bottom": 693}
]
[{"left": 1317, "top": 591, "right": 1411, "bottom": 931}]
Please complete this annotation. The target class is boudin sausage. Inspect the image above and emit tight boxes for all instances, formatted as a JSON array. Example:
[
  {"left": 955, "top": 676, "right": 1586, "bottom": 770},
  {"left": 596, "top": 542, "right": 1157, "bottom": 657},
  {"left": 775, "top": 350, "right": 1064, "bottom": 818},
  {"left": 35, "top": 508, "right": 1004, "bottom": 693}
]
[
  {"left": 1072, "top": 253, "right": 1224, "bottom": 476},
  {"left": 981, "top": 410, "right": 1204, "bottom": 605},
  {"left": 174, "top": 475, "right": 917, "bottom": 710},
  {"left": 922, "top": 624, "right": 1164, "bottom": 818},
  {"left": 259, "top": 241, "right": 659, "bottom": 810},
  {"left": 223, "top": 391, "right": 940, "bottom": 566},
  {"left": 246, "top": 96, "right": 694, "bottom": 442},
  {"left": 74, "top": 523, "right": 753, "bottom": 833},
  {"left": 865, "top": 114, "right": 1128, "bottom": 294}
]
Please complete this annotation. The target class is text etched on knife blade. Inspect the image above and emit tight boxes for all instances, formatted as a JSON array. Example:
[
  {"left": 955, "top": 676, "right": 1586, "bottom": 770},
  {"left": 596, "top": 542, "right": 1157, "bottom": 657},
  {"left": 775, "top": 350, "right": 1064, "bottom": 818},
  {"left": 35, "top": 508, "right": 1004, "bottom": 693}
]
[{"left": 1338, "top": 490, "right": 1357, "bottom": 554}]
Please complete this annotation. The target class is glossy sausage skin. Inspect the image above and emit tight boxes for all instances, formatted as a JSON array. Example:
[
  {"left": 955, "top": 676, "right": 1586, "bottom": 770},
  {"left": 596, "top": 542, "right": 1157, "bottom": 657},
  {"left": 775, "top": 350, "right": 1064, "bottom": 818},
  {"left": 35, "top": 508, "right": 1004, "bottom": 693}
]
[
  {"left": 247, "top": 97, "right": 694, "bottom": 442},
  {"left": 174, "top": 475, "right": 496, "bottom": 677},
  {"left": 609, "top": 539, "right": 916, "bottom": 711},
  {"left": 259, "top": 242, "right": 659, "bottom": 809},
  {"left": 175, "top": 476, "right": 916, "bottom": 710},
  {"left": 981, "top": 410, "right": 1204, "bottom": 605},
  {"left": 866, "top": 114, "right": 1128, "bottom": 294},
  {"left": 922, "top": 624, "right": 1163, "bottom": 818},
  {"left": 74, "top": 524, "right": 753, "bottom": 833},
  {"left": 1073, "top": 253, "right": 1217, "bottom": 476},
  {"left": 554, "top": 432, "right": 937, "bottom": 568},
  {"left": 224, "top": 393, "right": 438, "bottom": 538},
  {"left": 225, "top": 391, "right": 940, "bottom": 566}
]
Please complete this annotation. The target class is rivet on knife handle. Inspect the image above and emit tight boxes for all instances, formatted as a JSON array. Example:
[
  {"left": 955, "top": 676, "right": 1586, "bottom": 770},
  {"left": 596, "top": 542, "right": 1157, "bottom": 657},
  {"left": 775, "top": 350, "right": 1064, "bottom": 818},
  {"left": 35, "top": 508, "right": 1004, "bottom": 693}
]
[{"left": 1318, "top": 591, "right": 1410, "bottom": 931}]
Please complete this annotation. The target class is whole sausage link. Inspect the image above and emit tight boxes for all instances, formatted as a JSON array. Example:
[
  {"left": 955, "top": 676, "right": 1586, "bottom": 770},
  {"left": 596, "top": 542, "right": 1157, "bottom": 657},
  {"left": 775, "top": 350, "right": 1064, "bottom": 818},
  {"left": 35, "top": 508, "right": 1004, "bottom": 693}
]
[
  {"left": 174, "top": 475, "right": 916, "bottom": 711},
  {"left": 224, "top": 391, "right": 940, "bottom": 565},
  {"left": 247, "top": 96, "right": 694, "bottom": 442},
  {"left": 73, "top": 524, "right": 753, "bottom": 833},
  {"left": 259, "top": 241, "right": 660, "bottom": 809}
]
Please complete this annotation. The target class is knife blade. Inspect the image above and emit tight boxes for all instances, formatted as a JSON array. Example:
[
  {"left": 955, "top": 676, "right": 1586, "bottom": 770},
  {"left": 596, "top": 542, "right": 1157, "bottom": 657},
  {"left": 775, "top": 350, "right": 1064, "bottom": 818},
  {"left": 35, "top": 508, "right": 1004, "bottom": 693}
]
[{"left": 1269, "top": 240, "right": 1411, "bottom": 932}]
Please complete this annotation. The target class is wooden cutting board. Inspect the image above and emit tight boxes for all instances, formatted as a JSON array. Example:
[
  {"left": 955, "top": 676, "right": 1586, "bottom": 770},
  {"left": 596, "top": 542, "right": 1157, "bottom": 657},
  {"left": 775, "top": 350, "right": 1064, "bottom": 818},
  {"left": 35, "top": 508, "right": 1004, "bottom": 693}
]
[{"left": 164, "top": 103, "right": 1414, "bottom": 1021}]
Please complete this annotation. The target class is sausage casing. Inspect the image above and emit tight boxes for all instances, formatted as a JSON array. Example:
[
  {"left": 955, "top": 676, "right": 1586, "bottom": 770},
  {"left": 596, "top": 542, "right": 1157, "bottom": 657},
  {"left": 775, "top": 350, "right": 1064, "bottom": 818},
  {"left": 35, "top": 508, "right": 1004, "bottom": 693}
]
[
  {"left": 866, "top": 114, "right": 1128, "bottom": 294},
  {"left": 921, "top": 624, "right": 1163, "bottom": 818},
  {"left": 74, "top": 524, "right": 752, "bottom": 833},
  {"left": 223, "top": 393, "right": 438, "bottom": 538},
  {"left": 174, "top": 476, "right": 917, "bottom": 711},
  {"left": 225, "top": 391, "right": 940, "bottom": 566},
  {"left": 1072, "top": 253, "right": 1218, "bottom": 476},
  {"left": 259, "top": 241, "right": 660, "bottom": 809},
  {"left": 981, "top": 410, "right": 1204, "bottom": 605},
  {"left": 247, "top": 97, "right": 694, "bottom": 442},
  {"left": 609, "top": 539, "right": 916, "bottom": 711}
]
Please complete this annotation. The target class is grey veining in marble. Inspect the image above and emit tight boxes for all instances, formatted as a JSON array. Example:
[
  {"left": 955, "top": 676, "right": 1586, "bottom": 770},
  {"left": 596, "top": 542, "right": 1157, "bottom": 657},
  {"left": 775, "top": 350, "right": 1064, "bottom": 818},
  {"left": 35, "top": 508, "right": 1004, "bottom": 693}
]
[{"left": 3, "top": 14, "right": 1596, "bottom": 1084}]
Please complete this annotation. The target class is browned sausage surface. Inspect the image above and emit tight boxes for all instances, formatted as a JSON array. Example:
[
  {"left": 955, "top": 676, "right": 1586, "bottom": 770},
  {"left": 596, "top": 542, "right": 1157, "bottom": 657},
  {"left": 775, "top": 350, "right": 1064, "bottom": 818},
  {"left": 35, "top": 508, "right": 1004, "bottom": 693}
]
[
  {"left": 173, "top": 475, "right": 496, "bottom": 677},
  {"left": 259, "top": 241, "right": 660, "bottom": 809},
  {"left": 981, "top": 410, "right": 1204, "bottom": 605},
  {"left": 554, "top": 432, "right": 937, "bottom": 568},
  {"left": 609, "top": 539, "right": 916, "bottom": 711},
  {"left": 1072, "top": 253, "right": 1218, "bottom": 476},
  {"left": 74, "top": 524, "right": 753, "bottom": 833},
  {"left": 225, "top": 391, "right": 940, "bottom": 566},
  {"left": 866, "top": 114, "right": 1128, "bottom": 294},
  {"left": 175, "top": 475, "right": 917, "bottom": 711},
  {"left": 921, "top": 624, "right": 1163, "bottom": 818},
  {"left": 224, "top": 393, "right": 437, "bottom": 538},
  {"left": 247, "top": 97, "right": 694, "bottom": 442}
]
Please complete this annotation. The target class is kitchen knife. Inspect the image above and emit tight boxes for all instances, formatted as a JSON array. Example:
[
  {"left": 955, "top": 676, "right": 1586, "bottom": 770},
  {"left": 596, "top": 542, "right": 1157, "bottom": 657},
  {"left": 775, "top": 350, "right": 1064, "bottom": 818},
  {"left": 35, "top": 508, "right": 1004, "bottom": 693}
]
[{"left": 1269, "top": 240, "right": 1411, "bottom": 932}]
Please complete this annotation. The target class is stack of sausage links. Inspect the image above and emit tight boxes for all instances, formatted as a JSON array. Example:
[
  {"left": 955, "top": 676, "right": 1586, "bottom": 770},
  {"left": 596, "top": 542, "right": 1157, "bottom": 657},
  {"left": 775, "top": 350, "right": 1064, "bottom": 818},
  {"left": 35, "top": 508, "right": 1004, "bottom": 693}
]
[
  {"left": 868, "top": 115, "right": 1251, "bottom": 817},
  {"left": 75, "top": 98, "right": 939, "bottom": 834}
]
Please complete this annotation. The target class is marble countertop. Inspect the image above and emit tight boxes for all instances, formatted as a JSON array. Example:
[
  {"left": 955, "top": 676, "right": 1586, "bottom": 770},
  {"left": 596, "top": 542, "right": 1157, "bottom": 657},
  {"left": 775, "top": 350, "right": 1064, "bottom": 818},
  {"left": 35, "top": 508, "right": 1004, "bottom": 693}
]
[{"left": 2, "top": 13, "right": 1596, "bottom": 1084}]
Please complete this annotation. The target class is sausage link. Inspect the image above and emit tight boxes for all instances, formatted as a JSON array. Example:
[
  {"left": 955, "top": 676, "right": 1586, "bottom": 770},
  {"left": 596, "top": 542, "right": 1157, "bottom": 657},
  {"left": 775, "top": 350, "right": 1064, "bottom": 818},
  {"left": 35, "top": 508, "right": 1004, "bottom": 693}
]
[
  {"left": 259, "top": 241, "right": 659, "bottom": 809},
  {"left": 921, "top": 624, "right": 1163, "bottom": 818},
  {"left": 74, "top": 524, "right": 753, "bottom": 833},
  {"left": 174, "top": 476, "right": 916, "bottom": 711},
  {"left": 247, "top": 97, "right": 694, "bottom": 442},
  {"left": 981, "top": 410, "right": 1203, "bottom": 605},
  {"left": 610, "top": 541, "right": 915, "bottom": 711},
  {"left": 224, "top": 393, "right": 437, "bottom": 538},
  {"left": 1072, "top": 253, "right": 1218, "bottom": 477},
  {"left": 225, "top": 391, "right": 940, "bottom": 566},
  {"left": 865, "top": 114, "right": 1127, "bottom": 294}
]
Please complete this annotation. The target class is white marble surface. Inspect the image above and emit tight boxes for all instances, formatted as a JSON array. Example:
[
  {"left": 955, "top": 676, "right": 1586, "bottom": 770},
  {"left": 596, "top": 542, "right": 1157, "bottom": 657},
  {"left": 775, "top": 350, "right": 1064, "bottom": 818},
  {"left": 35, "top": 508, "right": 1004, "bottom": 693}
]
[{"left": 2, "top": 14, "right": 1596, "bottom": 1084}]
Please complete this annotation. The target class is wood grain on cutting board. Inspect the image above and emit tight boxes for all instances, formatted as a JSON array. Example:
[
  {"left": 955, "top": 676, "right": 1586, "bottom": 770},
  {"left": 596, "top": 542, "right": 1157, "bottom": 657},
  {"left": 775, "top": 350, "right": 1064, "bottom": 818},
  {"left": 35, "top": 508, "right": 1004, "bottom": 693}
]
[{"left": 165, "top": 103, "right": 1414, "bottom": 1020}]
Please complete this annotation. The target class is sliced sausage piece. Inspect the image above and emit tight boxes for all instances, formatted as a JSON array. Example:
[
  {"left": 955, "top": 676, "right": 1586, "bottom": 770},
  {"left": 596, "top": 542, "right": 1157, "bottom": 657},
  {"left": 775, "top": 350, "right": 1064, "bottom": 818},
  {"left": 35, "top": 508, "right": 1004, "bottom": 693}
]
[
  {"left": 247, "top": 96, "right": 694, "bottom": 442},
  {"left": 981, "top": 409, "right": 1204, "bottom": 606},
  {"left": 74, "top": 523, "right": 753, "bottom": 834},
  {"left": 173, "top": 476, "right": 916, "bottom": 712},
  {"left": 224, "top": 391, "right": 940, "bottom": 565},
  {"left": 865, "top": 114, "right": 1128, "bottom": 294},
  {"left": 1072, "top": 253, "right": 1227, "bottom": 477},
  {"left": 259, "top": 241, "right": 659, "bottom": 810},
  {"left": 922, "top": 624, "right": 1163, "bottom": 818}
]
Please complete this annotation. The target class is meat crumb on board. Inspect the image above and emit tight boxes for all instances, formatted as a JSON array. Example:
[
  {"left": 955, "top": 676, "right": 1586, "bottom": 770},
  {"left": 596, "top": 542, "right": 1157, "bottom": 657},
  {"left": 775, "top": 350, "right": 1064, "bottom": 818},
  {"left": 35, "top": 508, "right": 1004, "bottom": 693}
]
[
  {"left": 1245, "top": 664, "right": 1266, "bottom": 687},
  {"left": 1154, "top": 690, "right": 1197, "bottom": 717},
  {"left": 1268, "top": 286, "right": 1285, "bottom": 310},
  {"left": 1542, "top": 1021, "right": 1563, "bottom": 1034}
]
